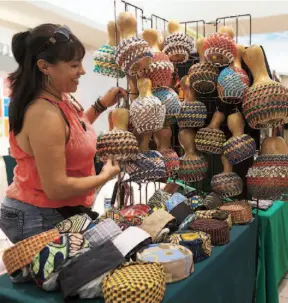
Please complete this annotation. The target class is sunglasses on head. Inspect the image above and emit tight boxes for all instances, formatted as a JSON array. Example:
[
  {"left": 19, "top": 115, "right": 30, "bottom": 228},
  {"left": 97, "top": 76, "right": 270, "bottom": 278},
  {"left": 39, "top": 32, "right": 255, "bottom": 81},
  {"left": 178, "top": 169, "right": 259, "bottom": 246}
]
[{"left": 35, "top": 25, "right": 72, "bottom": 55}]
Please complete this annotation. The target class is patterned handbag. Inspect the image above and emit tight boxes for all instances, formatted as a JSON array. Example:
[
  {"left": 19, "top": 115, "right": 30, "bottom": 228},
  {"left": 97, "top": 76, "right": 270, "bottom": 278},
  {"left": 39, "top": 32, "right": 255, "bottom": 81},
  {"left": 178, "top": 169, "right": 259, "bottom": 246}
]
[{"left": 102, "top": 262, "right": 166, "bottom": 303}]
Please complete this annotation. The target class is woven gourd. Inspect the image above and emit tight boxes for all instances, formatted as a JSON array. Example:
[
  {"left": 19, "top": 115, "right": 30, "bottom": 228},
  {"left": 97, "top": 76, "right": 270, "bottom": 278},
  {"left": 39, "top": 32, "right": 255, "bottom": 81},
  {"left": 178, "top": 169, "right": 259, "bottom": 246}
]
[
  {"left": 140, "top": 52, "right": 174, "bottom": 88},
  {"left": 177, "top": 101, "right": 207, "bottom": 128},
  {"left": 126, "top": 150, "right": 166, "bottom": 183},
  {"left": 219, "top": 201, "right": 253, "bottom": 224},
  {"left": 153, "top": 87, "right": 180, "bottom": 126},
  {"left": 211, "top": 172, "right": 243, "bottom": 198},
  {"left": 242, "top": 45, "right": 288, "bottom": 129},
  {"left": 103, "top": 262, "right": 166, "bottom": 303},
  {"left": 178, "top": 155, "right": 208, "bottom": 182},
  {"left": 195, "top": 128, "right": 226, "bottom": 154},
  {"left": 189, "top": 219, "right": 230, "bottom": 246},
  {"left": 217, "top": 66, "right": 249, "bottom": 104},
  {"left": 94, "top": 45, "right": 125, "bottom": 78},
  {"left": 204, "top": 27, "right": 237, "bottom": 67},
  {"left": 246, "top": 154, "right": 288, "bottom": 200},
  {"left": 223, "top": 134, "right": 256, "bottom": 165},
  {"left": 130, "top": 95, "right": 166, "bottom": 134}
]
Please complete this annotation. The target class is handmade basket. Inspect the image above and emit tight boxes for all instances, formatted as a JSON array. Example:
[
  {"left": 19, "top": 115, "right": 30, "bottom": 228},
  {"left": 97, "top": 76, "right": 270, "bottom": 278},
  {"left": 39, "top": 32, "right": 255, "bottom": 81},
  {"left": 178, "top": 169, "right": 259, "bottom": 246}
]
[
  {"left": 246, "top": 154, "right": 288, "bottom": 200},
  {"left": 178, "top": 155, "right": 208, "bottom": 182},
  {"left": 195, "top": 210, "right": 232, "bottom": 229},
  {"left": 242, "top": 82, "right": 288, "bottom": 129},
  {"left": 211, "top": 172, "right": 243, "bottom": 198},
  {"left": 96, "top": 130, "right": 139, "bottom": 162},
  {"left": 204, "top": 32, "right": 237, "bottom": 67},
  {"left": 139, "top": 52, "right": 174, "bottom": 88},
  {"left": 93, "top": 45, "right": 125, "bottom": 78},
  {"left": 188, "top": 62, "right": 219, "bottom": 94},
  {"left": 189, "top": 219, "right": 230, "bottom": 246},
  {"left": 130, "top": 96, "right": 166, "bottom": 134},
  {"left": 126, "top": 150, "right": 167, "bottom": 183},
  {"left": 219, "top": 201, "right": 253, "bottom": 224},
  {"left": 177, "top": 101, "right": 207, "bottom": 128},
  {"left": 115, "top": 37, "right": 153, "bottom": 76},
  {"left": 163, "top": 32, "right": 194, "bottom": 64},
  {"left": 103, "top": 262, "right": 166, "bottom": 303},
  {"left": 195, "top": 128, "right": 226, "bottom": 154},
  {"left": 153, "top": 87, "right": 180, "bottom": 126},
  {"left": 223, "top": 134, "right": 256, "bottom": 165},
  {"left": 217, "top": 66, "right": 250, "bottom": 104},
  {"left": 161, "top": 149, "right": 180, "bottom": 177}
]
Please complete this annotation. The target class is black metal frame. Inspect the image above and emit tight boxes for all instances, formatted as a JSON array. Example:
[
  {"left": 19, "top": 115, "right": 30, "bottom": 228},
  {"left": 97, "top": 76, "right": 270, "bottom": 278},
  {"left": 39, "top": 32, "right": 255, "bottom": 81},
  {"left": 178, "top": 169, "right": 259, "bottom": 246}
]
[
  {"left": 121, "top": 0, "right": 144, "bottom": 34},
  {"left": 215, "top": 14, "right": 252, "bottom": 45},
  {"left": 180, "top": 20, "right": 206, "bottom": 38},
  {"left": 151, "top": 14, "right": 168, "bottom": 32}
]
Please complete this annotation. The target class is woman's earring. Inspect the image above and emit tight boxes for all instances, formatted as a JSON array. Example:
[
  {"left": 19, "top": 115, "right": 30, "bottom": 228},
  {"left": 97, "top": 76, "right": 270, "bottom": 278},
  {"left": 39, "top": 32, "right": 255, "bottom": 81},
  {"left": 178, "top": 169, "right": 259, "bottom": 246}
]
[{"left": 47, "top": 75, "right": 51, "bottom": 84}]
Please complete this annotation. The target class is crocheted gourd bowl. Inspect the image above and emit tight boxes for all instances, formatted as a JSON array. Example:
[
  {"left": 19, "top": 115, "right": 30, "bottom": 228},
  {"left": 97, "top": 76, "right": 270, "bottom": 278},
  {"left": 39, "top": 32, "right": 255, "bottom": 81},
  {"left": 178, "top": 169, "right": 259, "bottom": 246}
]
[
  {"left": 246, "top": 154, "right": 288, "bottom": 200},
  {"left": 204, "top": 33, "right": 237, "bottom": 67},
  {"left": 211, "top": 172, "right": 243, "bottom": 198},
  {"left": 177, "top": 101, "right": 207, "bottom": 128},
  {"left": 242, "top": 82, "right": 288, "bottom": 129},
  {"left": 189, "top": 62, "right": 219, "bottom": 94},
  {"left": 153, "top": 87, "right": 180, "bottom": 126},
  {"left": 217, "top": 66, "right": 250, "bottom": 104},
  {"left": 94, "top": 45, "right": 125, "bottom": 78},
  {"left": 139, "top": 52, "right": 174, "bottom": 88},
  {"left": 178, "top": 155, "right": 208, "bottom": 182},
  {"left": 223, "top": 134, "right": 256, "bottom": 165},
  {"left": 96, "top": 130, "right": 139, "bottom": 162},
  {"left": 130, "top": 96, "right": 166, "bottom": 134},
  {"left": 115, "top": 37, "right": 153, "bottom": 76},
  {"left": 195, "top": 128, "right": 226, "bottom": 154},
  {"left": 163, "top": 33, "right": 194, "bottom": 64}
]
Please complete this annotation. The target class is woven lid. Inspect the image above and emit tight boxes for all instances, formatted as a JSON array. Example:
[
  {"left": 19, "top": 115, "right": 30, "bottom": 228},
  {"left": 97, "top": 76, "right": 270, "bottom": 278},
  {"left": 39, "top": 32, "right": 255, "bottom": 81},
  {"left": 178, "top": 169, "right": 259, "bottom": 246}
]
[
  {"left": 103, "top": 262, "right": 166, "bottom": 303},
  {"left": 219, "top": 201, "right": 253, "bottom": 224},
  {"left": 84, "top": 218, "right": 122, "bottom": 247},
  {"left": 3, "top": 229, "right": 60, "bottom": 275},
  {"left": 55, "top": 214, "right": 94, "bottom": 234},
  {"left": 140, "top": 209, "right": 175, "bottom": 242},
  {"left": 137, "top": 243, "right": 194, "bottom": 283},
  {"left": 169, "top": 231, "right": 211, "bottom": 262},
  {"left": 190, "top": 219, "right": 230, "bottom": 246},
  {"left": 113, "top": 226, "right": 151, "bottom": 258}
]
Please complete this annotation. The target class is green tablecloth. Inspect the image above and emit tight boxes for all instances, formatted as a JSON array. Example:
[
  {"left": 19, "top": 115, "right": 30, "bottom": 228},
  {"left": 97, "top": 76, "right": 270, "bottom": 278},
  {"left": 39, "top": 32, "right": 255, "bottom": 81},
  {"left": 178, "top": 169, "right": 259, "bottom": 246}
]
[
  {"left": 254, "top": 201, "right": 288, "bottom": 303},
  {"left": 0, "top": 221, "right": 258, "bottom": 303}
]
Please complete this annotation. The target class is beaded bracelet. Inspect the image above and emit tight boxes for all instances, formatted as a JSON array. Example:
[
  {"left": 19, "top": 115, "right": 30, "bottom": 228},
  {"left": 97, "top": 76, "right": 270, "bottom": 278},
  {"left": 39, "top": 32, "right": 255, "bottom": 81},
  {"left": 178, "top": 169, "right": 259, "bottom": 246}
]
[{"left": 92, "top": 97, "right": 107, "bottom": 114}]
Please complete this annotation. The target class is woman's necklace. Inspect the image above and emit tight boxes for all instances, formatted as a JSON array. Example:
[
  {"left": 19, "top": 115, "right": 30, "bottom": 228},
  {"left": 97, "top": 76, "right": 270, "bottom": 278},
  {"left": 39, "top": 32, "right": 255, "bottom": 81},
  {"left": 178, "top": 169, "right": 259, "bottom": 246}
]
[{"left": 43, "top": 87, "right": 63, "bottom": 101}]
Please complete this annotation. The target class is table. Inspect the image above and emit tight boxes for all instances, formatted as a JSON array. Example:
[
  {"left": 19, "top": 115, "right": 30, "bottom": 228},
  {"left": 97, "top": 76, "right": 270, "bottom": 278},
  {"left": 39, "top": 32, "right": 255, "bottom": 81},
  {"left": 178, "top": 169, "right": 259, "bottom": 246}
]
[
  {"left": 254, "top": 200, "right": 288, "bottom": 303},
  {"left": 0, "top": 221, "right": 258, "bottom": 303}
]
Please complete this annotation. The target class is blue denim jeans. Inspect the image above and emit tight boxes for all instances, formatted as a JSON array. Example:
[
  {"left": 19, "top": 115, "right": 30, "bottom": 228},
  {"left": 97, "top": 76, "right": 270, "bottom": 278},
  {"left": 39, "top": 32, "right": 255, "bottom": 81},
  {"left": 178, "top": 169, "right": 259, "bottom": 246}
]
[{"left": 0, "top": 197, "right": 64, "bottom": 244}]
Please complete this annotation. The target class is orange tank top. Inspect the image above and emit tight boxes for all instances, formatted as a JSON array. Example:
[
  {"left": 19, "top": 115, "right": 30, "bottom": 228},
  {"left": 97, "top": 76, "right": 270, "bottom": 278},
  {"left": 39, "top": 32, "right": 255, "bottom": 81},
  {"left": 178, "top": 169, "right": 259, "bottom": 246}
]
[{"left": 6, "top": 96, "right": 97, "bottom": 208}]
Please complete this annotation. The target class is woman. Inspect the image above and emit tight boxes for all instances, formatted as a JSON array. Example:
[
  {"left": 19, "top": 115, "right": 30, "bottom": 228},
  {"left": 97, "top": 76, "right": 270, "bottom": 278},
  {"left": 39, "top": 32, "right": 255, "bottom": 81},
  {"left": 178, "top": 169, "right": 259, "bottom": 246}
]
[{"left": 0, "top": 23, "right": 124, "bottom": 243}]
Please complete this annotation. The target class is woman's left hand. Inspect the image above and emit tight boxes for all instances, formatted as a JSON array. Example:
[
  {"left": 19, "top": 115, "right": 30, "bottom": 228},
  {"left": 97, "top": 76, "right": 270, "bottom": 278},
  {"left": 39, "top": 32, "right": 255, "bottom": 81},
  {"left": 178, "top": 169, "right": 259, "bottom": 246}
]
[{"left": 100, "top": 87, "right": 127, "bottom": 108}]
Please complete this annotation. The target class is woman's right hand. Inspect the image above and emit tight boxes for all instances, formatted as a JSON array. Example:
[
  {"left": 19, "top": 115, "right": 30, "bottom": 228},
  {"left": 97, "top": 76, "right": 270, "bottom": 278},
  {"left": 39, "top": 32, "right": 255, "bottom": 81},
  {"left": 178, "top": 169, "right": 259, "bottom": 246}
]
[{"left": 100, "top": 159, "right": 120, "bottom": 180}]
